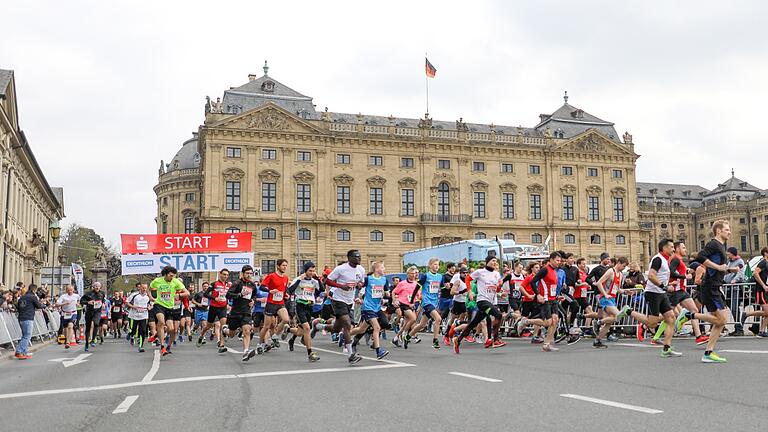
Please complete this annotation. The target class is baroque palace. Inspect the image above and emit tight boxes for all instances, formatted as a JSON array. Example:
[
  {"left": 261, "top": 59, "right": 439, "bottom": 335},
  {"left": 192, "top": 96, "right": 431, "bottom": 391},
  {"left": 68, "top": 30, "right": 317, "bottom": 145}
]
[{"left": 154, "top": 64, "right": 765, "bottom": 273}]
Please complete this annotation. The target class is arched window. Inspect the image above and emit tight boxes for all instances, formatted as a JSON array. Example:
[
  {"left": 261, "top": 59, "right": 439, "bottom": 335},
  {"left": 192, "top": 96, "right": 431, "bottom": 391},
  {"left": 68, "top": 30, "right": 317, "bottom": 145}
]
[
  {"left": 591, "top": 234, "right": 602, "bottom": 244},
  {"left": 661, "top": 223, "right": 668, "bottom": 229},
  {"left": 298, "top": 228, "right": 311, "bottom": 241},
  {"left": 531, "top": 233, "right": 542, "bottom": 244},
  {"left": 262, "top": 227, "right": 276, "bottom": 240},
  {"left": 616, "top": 234, "right": 626, "bottom": 245},
  {"left": 224, "top": 227, "right": 240, "bottom": 233},
  {"left": 370, "top": 230, "right": 384, "bottom": 242},
  {"left": 503, "top": 232, "right": 515, "bottom": 240},
  {"left": 337, "top": 229, "right": 350, "bottom": 242},
  {"left": 474, "top": 232, "right": 487, "bottom": 240},
  {"left": 437, "top": 182, "right": 450, "bottom": 216},
  {"left": 564, "top": 233, "right": 576, "bottom": 244},
  {"left": 402, "top": 230, "right": 415, "bottom": 242}
]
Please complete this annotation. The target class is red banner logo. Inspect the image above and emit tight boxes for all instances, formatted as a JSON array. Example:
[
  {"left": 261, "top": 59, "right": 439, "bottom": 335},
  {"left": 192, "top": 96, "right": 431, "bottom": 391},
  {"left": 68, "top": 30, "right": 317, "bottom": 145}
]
[{"left": 121, "top": 233, "right": 252, "bottom": 254}]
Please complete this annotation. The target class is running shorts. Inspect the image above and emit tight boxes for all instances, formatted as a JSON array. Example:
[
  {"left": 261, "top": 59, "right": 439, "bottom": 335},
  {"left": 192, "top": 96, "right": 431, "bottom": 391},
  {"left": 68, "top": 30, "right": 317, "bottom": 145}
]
[
  {"left": 575, "top": 297, "right": 590, "bottom": 311},
  {"left": 265, "top": 302, "right": 286, "bottom": 317},
  {"left": 226, "top": 313, "right": 253, "bottom": 331},
  {"left": 331, "top": 300, "right": 352, "bottom": 318},
  {"left": 538, "top": 301, "right": 554, "bottom": 320},
  {"left": 320, "top": 303, "right": 334, "bottom": 321},
  {"left": 598, "top": 297, "right": 617, "bottom": 310},
  {"left": 644, "top": 291, "right": 673, "bottom": 316},
  {"left": 498, "top": 304, "right": 510, "bottom": 313},
  {"left": 699, "top": 285, "right": 727, "bottom": 312},
  {"left": 194, "top": 309, "right": 208, "bottom": 326},
  {"left": 207, "top": 306, "right": 227, "bottom": 323},
  {"left": 754, "top": 288, "right": 767, "bottom": 306},
  {"left": 667, "top": 290, "right": 691, "bottom": 307},
  {"left": 438, "top": 298, "right": 453, "bottom": 312},
  {"left": 451, "top": 301, "right": 467, "bottom": 315},
  {"left": 252, "top": 312, "right": 265, "bottom": 328},
  {"left": 296, "top": 302, "right": 313, "bottom": 325},
  {"left": 152, "top": 304, "right": 175, "bottom": 320},
  {"left": 422, "top": 303, "right": 437, "bottom": 315},
  {"left": 521, "top": 302, "right": 539, "bottom": 318}
]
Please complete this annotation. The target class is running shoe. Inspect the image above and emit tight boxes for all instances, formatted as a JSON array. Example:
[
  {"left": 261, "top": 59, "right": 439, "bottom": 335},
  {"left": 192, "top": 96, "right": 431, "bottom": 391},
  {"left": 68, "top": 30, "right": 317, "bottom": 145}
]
[
  {"left": 484, "top": 338, "right": 494, "bottom": 349},
  {"left": 592, "top": 319, "right": 601, "bottom": 336},
  {"left": 432, "top": 339, "right": 440, "bottom": 350},
  {"left": 566, "top": 335, "right": 581, "bottom": 346},
  {"left": 616, "top": 306, "right": 632, "bottom": 320},
  {"left": 492, "top": 339, "right": 507, "bottom": 348},
  {"left": 242, "top": 349, "right": 256, "bottom": 362},
  {"left": 730, "top": 329, "right": 745, "bottom": 336},
  {"left": 674, "top": 310, "right": 690, "bottom": 332},
  {"left": 412, "top": 336, "right": 422, "bottom": 344},
  {"left": 593, "top": 340, "right": 607, "bottom": 349},
  {"left": 281, "top": 324, "right": 290, "bottom": 340},
  {"left": 348, "top": 352, "right": 362, "bottom": 364},
  {"left": 196, "top": 337, "right": 204, "bottom": 348},
  {"left": 701, "top": 352, "right": 727, "bottom": 363},
  {"left": 138, "top": 347, "right": 145, "bottom": 353},
  {"left": 607, "top": 334, "right": 619, "bottom": 342},
  {"left": 443, "top": 335, "right": 451, "bottom": 346},
  {"left": 695, "top": 335, "right": 709, "bottom": 345},
  {"left": 161, "top": 346, "right": 169, "bottom": 356},
  {"left": 530, "top": 336, "right": 544, "bottom": 344},
  {"left": 661, "top": 347, "right": 682, "bottom": 358},
  {"left": 376, "top": 347, "right": 389, "bottom": 359},
  {"left": 308, "top": 351, "right": 320, "bottom": 362},
  {"left": 520, "top": 329, "right": 533, "bottom": 338},
  {"left": 288, "top": 337, "right": 296, "bottom": 352},
  {"left": 217, "top": 345, "right": 227, "bottom": 354},
  {"left": 64, "top": 343, "right": 70, "bottom": 350},
  {"left": 541, "top": 343, "right": 559, "bottom": 352},
  {"left": 758, "top": 332, "right": 768, "bottom": 338},
  {"left": 452, "top": 336, "right": 461, "bottom": 354},
  {"left": 636, "top": 324, "right": 645, "bottom": 342},
  {"left": 126, "top": 333, "right": 132, "bottom": 341},
  {"left": 391, "top": 337, "right": 401, "bottom": 348},
  {"left": 188, "top": 335, "right": 192, "bottom": 342},
  {"left": 403, "top": 335, "right": 411, "bottom": 350},
  {"left": 465, "top": 335, "right": 476, "bottom": 343},
  {"left": 650, "top": 338, "right": 661, "bottom": 345},
  {"left": 256, "top": 344, "right": 264, "bottom": 355},
  {"left": 271, "top": 337, "right": 280, "bottom": 349}
]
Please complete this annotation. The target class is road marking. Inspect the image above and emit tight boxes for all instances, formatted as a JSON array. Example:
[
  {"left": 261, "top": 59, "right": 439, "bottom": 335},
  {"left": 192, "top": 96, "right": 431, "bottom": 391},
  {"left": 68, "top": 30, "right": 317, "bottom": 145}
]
[
  {"left": 295, "top": 342, "right": 415, "bottom": 367},
  {"left": 721, "top": 349, "right": 768, "bottom": 354},
  {"left": 112, "top": 395, "right": 139, "bottom": 414},
  {"left": 613, "top": 343, "right": 655, "bottom": 348},
  {"left": 560, "top": 394, "right": 663, "bottom": 414},
  {"left": 448, "top": 372, "right": 502, "bottom": 383},
  {"left": 48, "top": 353, "right": 91, "bottom": 367},
  {"left": 141, "top": 350, "right": 160, "bottom": 383}
]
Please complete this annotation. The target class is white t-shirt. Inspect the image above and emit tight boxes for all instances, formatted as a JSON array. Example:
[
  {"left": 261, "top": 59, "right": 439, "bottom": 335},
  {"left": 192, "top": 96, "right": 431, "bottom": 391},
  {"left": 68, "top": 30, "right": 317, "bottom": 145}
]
[
  {"left": 470, "top": 268, "right": 502, "bottom": 304},
  {"left": 328, "top": 263, "right": 366, "bottom": 305},
  {"left": 57, "top": 293, "right": 80, "bottom": 317},
  {"left": 127, "top": 292, "right": 151, "bottom": 320},
  {"left": 450, "top": 273, "right": 467, "bottom": 303}
]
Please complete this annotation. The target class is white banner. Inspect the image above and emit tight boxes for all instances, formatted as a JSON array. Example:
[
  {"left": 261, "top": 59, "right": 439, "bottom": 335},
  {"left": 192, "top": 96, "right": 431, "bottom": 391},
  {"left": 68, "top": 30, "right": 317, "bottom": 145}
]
[
  {"left": 71, "top": 263, "right": 84, "bottom": 296},
  {"left": 121, "top": 253, "right": 254, "bottom": 275}
]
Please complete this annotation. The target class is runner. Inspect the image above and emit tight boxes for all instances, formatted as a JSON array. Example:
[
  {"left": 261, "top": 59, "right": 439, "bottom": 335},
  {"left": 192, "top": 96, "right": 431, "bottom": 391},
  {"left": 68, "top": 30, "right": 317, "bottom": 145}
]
[
  {"left": 391, "top": 266, "right": 419, "bottom": 349},
  {"left": 79, "top": 282, "right": 106, "bottom": 352},
  {"left": 591, "top": 257, "right": 640, "bottom": 350},
  {"left": 438, "top": 262, "right": 456, "bottom": 335},
  {"left": 444, "top": 266, "right": 470, "bottom": 345},
  {"left": 97, "top": 296, "right": 110, "bottom": 344},
  {"left": 286, "top": 261, "right": 321, "bottom": 362},
  {"left": 110, "top": 291, "right": 124, "bottom": 339},
  {"left": 528, "top": 252, "right": 564, "bottom": 352},
  {"left": 198, "top": 269, "right": 231, "bottom": 353},
  {"left": 257, "top": 259, "right": 290, "bottom": 355},
  {"left": 149, "top": 266, "right": 189, "bottom": 356},
  {"left": 740, "top": 247, "right": 768, "bottom": 336},
  {"left": 452, "top": 255, "right": 505, "bottom": 354},
  {"left": 313, "top": 250, "right": 365, "bottom": 364},
  {"left": 517, "top": 262, "right": 543, "bottom": 342},
  {"left": 571, "top": 258, "right": 597, "bottom": 335},
  {"left": 55, "top": 284, "right": 80, "bottom": 349},
  {"left": 350, "top": 261, "right": 390, "bottom": 359},
  {"left": 192, "top": 282, "right": 210, "bottom": 345},
  {"left": 180, "top": 283, "right": 194, "bottom": 342},
  {"left": 226, "top": 265, "right": 258, "bottom": 361},
  {"left": 126, "top": 283, "right": 151, "bottom": 353},
  {"left": 405, "top": 258, "right": 443, "bottom": 350}
]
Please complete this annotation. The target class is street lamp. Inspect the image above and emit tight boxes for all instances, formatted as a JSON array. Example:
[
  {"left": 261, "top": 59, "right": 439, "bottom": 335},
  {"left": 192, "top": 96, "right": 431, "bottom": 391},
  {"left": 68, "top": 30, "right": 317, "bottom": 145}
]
[
  {"left": 49, "top": 220, "right": 61, "bottom": 242},
  {"left": 48, "top": 221, "right": 62, "bottom": 294}
]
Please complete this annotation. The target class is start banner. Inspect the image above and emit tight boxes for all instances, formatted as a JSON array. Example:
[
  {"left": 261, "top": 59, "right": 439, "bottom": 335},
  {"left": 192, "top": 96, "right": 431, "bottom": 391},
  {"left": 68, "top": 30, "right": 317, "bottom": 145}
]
[
  {"left": 121, "top": 252, "right": 254, "bottom": 275},
  {"left": 121, "top": 233, "right": 252, "bottom": 254}
]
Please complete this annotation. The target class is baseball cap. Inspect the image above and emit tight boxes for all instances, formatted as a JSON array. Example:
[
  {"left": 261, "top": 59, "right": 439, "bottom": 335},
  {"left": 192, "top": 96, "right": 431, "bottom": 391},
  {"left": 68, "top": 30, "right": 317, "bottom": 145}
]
[{"left": 599, "top": 252, "right": 610, "bottom": 261}]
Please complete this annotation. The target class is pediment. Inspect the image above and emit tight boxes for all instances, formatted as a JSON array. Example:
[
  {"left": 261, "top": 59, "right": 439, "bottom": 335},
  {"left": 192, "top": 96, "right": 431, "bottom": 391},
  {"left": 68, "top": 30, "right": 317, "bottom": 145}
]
[
  {"left": 553, "top": 129, "right": 635, "bottom": 156},
  {"left": 209, "top": 103, "right": 325, "bottom": 134}
]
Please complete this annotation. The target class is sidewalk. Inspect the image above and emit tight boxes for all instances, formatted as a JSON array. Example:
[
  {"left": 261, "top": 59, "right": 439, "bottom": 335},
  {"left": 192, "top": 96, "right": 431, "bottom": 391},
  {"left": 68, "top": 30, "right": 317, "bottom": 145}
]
[{"left": 0, "top": 338, "right": 56, "bottom": 361}]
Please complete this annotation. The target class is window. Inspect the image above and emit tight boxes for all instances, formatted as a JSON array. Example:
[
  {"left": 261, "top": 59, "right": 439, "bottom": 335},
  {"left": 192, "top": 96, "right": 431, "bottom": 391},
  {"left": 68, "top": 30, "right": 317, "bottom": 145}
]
[
  {"left": 225, "top": 181, "right": 241, "bottom": 210},
  {"left": 588, "top": 196, "right": 600, "bottom": 221},
  {"left": 161, "top": 220, "right": 167, "bottom": 234},
  {"left": 336, "top": 186, "right": 350, "bottom": 214},
  {"left": 612, "top": 169, "right": 623, "bottom": 179},
  {"left": 678, "top": 224, "right": 685, "bottom": 230},
  {"left": 297, "top": 184, "right": 311, "bottom": 213},
  {"left": 162, "top": 197, "right": 168, "bottom": 206},
  {"left": 699, "top": 223, "right": 704, "bottom": 229},
  {"left": 401, "top": 157, "right": 414, "bottom": 168},
  {"left": 473, "top": 192, "right": 486, "bottom": 218},
  {"left": 564, "top": 233, "right": 576, "bottom": 244},
  {"left": 501, "top": 163, "right": 513, "bottom": 173},
  {"left": 502, "top": 193, "right": 515, "bottom": 219},
  {"left": 587, "top": 168, "right": 599, "bottom": 177},
  {"left": 529, "top": 194, "right": 542, "bottom": 220},
  {"left": 472, "top": 161, "right": 485, "bottom": 172},
  {"left": 369, "top": 155, "right": 383, "bottom": 166},
  {"left": 741, "top": 235, "right": 748, "bottom": 252},
  {"left": 402, "top": 230, "right": 415, "bottom": 243},
  {"left": 438, "top": 159, "right": 451, "bottom": 170},
  {"left": 562, "top": 195, "right": 574, "bottom": 221},
  {"left": 401, "top": 189, "right": 414, "bottom": 216},
  {"left": 226, "top": 147, "right": 241, "bottom": 158},
  {"left": 261, "top": 260, "right": 276, "bottom": 274},
  {"left": 561, "top": 166, "right": 573, "bottom": 176},
  {"left": 529, "top": 165, "right": 541, "bottom": 175},
  {"left": 262, "top": 182, "right": 276, "bottom": 212},
  {"left": 739, "top": 218, "right": 746, "bottom": 224},
  {"left": 475, "top": 232, "right": 487, "bottom": 240},
  {"left": 184, "top": 192, "right": 195, "bottom": 202},
  {"left": 337, "top": 229, "right": 351, "bottom": 241},
  {"left": 503, "top": 232, "right": 515, "bottom": 240},
  {"left": 591, "top": 234, "right": 602, "bottom": 244},
  {"left": 370, "top": 230, "right": 383, "bottom": 242},
  {"left": 700, "top": 240, "right": 705, "bottom": 250},
  {"left": 297, "top": 151, "right": 311, "bottom": 162},
  {"left": 532, "top": 233, "right": 542, "bottom": 244},
  {"left": 753, "top": 217, "right": 758, "bottom": 223},
  {"left": 765, "top": 215, "right": 768, "bottom": 221},
  {"left": 262, "top": 149, "right": 277, "bottom": 160},
  {"left": 298, "top": 228, "right": 311, "bottom": 241},
  {"left": 261, "top": 227, "right": 276, "bottom": 240},
  {"left": 336, "top": 153, "right": 351, "bottom": 164},
  {"left": 755, "top": 234, "right": 760, "bottom": 250},
  {"left": 616, "top": 234, "right": 626, "bottom": 245},
  {"left": 661, "top": 223, "right": 668, "bottom": 229},
  {"left": 613, "top": 197, "right": 624, "bottom": 222},
  {"left": 225, "top": 227, "right": 240, "bottom": 233},
  {"left": 184, "top": 217, "right": 194, "bottom": 234},
  {"left": 437, "top": 182, "right": 450, "bottom": 216},
  {"left": 369, "top": 187, "right": 383, "bottom": 215}
]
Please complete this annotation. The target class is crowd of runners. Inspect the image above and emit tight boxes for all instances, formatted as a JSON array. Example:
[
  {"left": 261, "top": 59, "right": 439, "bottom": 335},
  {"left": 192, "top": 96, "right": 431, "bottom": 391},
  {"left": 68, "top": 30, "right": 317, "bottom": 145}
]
[{"left": 29, "top": 219, "right": 768, "bottom": 364}]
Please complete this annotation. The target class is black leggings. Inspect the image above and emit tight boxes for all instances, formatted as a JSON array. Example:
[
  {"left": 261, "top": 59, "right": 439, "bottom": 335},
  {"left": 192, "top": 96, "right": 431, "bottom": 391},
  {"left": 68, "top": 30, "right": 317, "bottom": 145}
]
[
  {"left": 131, "top": 319, "right": 148, "bottom": 347},
  {"left": 460, "top": 301, "right": 502, "bottom": 340},
  {"left": 84, "top": 313, "right": 98, "bottom": 345}
]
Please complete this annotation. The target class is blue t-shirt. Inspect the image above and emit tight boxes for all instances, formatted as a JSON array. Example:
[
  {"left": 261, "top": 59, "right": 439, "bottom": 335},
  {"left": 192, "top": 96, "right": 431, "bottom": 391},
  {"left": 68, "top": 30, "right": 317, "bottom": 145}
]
[
  {"left": 252, "top": 288, "right": 268, "bottom": 314},
  {"left": 362, "top": 275, "right": 389, "bottom": 312},
  {"left": 313, "top": 292, "right": 325, "bottom": 313},
  {"left": 556, "top": 268, "right": 566, "bottom": 296},
  {"left": 418, "top": 272, "right": 442, "bottom": 307}
]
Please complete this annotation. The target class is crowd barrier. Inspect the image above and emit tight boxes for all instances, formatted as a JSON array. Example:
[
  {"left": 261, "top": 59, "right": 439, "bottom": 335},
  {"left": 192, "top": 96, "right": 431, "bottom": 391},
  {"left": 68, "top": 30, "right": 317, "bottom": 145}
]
[{"left": 0, "top": 309, "right": 61, "bottom": 351}]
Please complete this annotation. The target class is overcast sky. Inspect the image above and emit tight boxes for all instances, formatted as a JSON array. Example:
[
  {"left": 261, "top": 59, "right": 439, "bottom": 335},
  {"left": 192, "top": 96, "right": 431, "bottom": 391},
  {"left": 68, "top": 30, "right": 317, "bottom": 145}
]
[{"left": 3, "top": 1, "right": 767, "bottom": 248}]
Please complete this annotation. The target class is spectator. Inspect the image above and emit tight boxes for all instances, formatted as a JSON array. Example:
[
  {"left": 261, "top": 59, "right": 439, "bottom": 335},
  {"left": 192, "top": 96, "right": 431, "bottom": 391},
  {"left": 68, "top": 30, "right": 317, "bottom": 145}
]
[
  {"left": 724, "top": 247, "right": 745, "bottom": 284},
  {"left": 624, "top": 261, "right": 646, "bottom": 288},
  {"left": 14, "top": 283, "right": 43, "bottom": 359}
]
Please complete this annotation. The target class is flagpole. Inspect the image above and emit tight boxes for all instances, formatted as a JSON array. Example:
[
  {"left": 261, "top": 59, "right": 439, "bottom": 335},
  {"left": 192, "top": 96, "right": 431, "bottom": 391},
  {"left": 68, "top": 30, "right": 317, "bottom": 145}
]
[{"left": 425, "top": 52, "right": 429, "bottom": 115}]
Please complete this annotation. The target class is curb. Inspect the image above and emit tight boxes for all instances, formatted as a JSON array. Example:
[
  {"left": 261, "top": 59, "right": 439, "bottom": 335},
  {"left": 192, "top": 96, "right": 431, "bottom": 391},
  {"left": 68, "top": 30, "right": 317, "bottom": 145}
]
[{"left": 0, "top": 337, "right": 57, "bottom": 361}]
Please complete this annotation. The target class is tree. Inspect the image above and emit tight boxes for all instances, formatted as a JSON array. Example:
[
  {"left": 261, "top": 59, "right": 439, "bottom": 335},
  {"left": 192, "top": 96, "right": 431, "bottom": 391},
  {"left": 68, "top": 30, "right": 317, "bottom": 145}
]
[{"left": 59, "top": 223, "right": 120, "bottom": 290}]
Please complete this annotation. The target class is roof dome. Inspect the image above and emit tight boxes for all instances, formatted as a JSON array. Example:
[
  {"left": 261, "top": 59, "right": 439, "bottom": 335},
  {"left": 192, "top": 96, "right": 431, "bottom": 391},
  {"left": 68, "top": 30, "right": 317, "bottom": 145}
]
[{"left": 166, "top": 134, "right": 199, "bottom": 172}]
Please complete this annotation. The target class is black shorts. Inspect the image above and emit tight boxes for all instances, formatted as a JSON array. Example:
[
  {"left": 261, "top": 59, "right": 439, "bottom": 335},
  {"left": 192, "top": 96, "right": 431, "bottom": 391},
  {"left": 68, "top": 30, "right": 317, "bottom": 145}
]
[
  {"left": 153, "top": 304, "right": 175, "bottom": 320},
  {"left": 476, "top": 300, "right": 502, "bottom": 320},
  {"left": 320, "top": 303, "right": 334, "bottom": 320},
  {"left": 227, "top": 314, "right": 253, "bottom": 331},
  {"left": 169, "top": 308, "right": 183, "bottom": 321},
  {"left": 111, "top": 313, "right": 122, "bottom": 322},
  {"left": 538, "top": 302, "right": 554, "bottom": 320},
  {"left": 286, "top": 300, "right": 297, "bottom": 319},
  {"left": 398, "top": 303, "right": 413, "bottom": 314},
  {"left": 575, "top": 297, "right": 590, "bottom": 311},
  {"left": 451, "top": 301, "right": 467, "bottom": 315},
  {"left": 754, "top": 288, "right": 767, "bottom": 306},
  {"left": 522, "top": 301, "right": 540, "bottom": 319},
  {"left": 331, "top": 300, "right": 352, "bottom": 317},
  {"left": 296, "top": 302, "right": 313, "bottom": 325},
  {"left": 207, "top": 306, "right": 227, "bottom": 323},
  {"left": 699, "top": 286, "right": 727, "bottom": 312},
  {"left": 498, "top": 303, "right": 510, "bottom": 313},
  {"left": 645, "top": 291, "right": 673, "bottom": 316},
  {"left": 252, "top": 312, "right": 265, "bottom": 328},
  {"left": 667, "top": 290, "right": 691, "bottom": 307},
  {"left": 183, "top": 308, "right": 193, "bottom": 318},
  {"left": 265, "top": 303, "right": 286, "bottom": 317}
]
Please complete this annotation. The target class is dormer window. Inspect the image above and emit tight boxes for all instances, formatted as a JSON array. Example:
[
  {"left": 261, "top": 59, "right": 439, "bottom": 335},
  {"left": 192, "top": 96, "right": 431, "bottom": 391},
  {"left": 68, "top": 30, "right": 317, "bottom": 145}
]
[{"left": 261, "top": 80, "right": 275, "bottom": 92}]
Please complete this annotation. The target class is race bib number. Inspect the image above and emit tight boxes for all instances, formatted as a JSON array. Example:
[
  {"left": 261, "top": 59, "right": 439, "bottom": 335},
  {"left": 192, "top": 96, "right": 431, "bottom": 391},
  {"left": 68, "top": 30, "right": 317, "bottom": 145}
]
[
  {"left": 201, "top": 298, "right": 209, "bottom": 306},
  {"left": 429, "top": 281, "right": 440, "bottom": 294},
  {"left": 303, "top": 285, "right": 315, "bottom": 296},
  {"left": 549, "top": 284, "right": 557, "bottom": 297},
  {"left": 113, "top": 306, "right": 120, "bottom": 313},
  {"left": 272, "top": 291, "right": 284, "bottom": 302},
  {"left": 160, "top": 292, "right": 171, "bottom": 302},
  {"left": 135, "top": 306, "right": 146, "bottom": 313},
  {"left": 372, "top": 285, "right": 384, "bottom": 298},
  {"left": 63, "top": 311, "right": 74, "bottom": 319},
  {"left": 216, "top": 295, "right": 226, "bottom": 303},
  {"left": 93, "top": 301, "right": 102, "bottom": 309},
  {"left": 241, "top": 287, "right": 253, "bottom": 300}
]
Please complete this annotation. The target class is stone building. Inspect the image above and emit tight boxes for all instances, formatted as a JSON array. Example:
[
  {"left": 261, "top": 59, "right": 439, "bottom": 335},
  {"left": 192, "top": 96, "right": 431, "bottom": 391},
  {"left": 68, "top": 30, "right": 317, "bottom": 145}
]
[
  {"left": 155, "top": 65, "right": 648, "bottom": 273},
  {"left": 0, "top": 69, "right": 65, "bottom": 287}
]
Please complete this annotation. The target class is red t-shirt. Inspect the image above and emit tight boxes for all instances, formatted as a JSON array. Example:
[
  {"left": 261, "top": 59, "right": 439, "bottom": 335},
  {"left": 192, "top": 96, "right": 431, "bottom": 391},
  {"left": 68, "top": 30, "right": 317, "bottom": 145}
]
[
  {"left": 520, "top": 275, "right": 536, "bottom": 303},
  {"left": 536, "top": 265, "right": 559, "bottom": 301},
  {"left": 262, "top": 272, "right": 289, "bottom": 305},
  {"left": 671, "top": 258, "right": 687, "bottom": 291},
  {"left": 211, "top": 280, "right": 230, "bottom": 308},
  {"left": 574, "top": 270, "right": 588, "bottom": 298}
]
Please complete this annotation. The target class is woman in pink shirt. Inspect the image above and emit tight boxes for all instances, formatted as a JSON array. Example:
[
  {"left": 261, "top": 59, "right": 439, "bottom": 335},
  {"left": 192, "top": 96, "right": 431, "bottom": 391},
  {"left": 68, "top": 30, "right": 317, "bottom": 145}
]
[{"left": 391, "top": 266, "right": 419, "bottom": 348}]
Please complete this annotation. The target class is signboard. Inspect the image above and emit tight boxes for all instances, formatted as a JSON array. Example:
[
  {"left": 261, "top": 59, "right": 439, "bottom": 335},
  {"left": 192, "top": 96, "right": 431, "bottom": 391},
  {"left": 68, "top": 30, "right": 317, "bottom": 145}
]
[
  {"left": 121, "top": 252, "right": 254, "bottom": 275},
  {"left": 120, "top": 233, "right": 252, "bottom": 254},
  {"left": 71, "top": 263, "right": 84, "bottom": 296}
]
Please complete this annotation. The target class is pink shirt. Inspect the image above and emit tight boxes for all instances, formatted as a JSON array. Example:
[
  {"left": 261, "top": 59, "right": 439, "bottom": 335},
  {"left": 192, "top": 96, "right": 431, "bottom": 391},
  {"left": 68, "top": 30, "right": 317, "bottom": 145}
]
[{"left": 392, "top": 280, "right": 417, "bottom": 306}]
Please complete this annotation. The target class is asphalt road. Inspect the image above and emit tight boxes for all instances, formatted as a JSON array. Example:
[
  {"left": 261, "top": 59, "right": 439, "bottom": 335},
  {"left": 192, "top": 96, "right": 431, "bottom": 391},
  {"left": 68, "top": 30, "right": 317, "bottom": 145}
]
[{"left": 1, "top": 332, "right": 767, "bottom": 431}]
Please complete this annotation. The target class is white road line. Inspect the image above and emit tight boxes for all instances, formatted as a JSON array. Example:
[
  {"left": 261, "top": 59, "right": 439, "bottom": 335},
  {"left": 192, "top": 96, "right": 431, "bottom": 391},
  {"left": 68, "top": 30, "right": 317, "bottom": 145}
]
[
  {"left": 721, "top": 349, "right": 768, "bottom": 354},
  {"left": 448, "top": 372, "right": 503, "bottom": 383},
  {"left": 613, "top": 343, "right": 655, "bottom": 348},
  {"left": 295, "top": 342, "right": 415, "bottom": 367},
  {"left": 112, "top": 395, "right": 139, "bottom": 414},
  {"left": 560, "top": 394, "right": 663, "bottom": 414},
  {"left": 141, "top": 350, "right": 160, "bottom": 383}
]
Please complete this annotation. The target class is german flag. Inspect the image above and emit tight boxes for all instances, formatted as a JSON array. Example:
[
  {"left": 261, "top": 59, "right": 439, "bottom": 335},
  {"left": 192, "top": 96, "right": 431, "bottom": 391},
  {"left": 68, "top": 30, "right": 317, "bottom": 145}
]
[{"left": 425, "top": 58, "right": 437, "bottom": 78}]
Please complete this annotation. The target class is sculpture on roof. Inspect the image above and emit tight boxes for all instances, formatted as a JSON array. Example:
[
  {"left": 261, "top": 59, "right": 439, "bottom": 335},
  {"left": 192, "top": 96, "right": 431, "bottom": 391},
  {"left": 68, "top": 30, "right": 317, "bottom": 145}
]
[
  {"left": 418, "top": 113, "right": 432, "bottom": 129},
  {"left": 623, "top": 131, "right": 633, "bottom": 144},
  {"left": 158, "top": 160, "right": 165, "bottom": 175},
  {"left": 456, "top": 118, "right": 468, "bottom": 132},
  {"left": 205, "top": 96, "right": 211, "bottom": 114},
  {"left": 206, "top": 96, "right": 223, "bottom": 114},
  {"left": 543, "top": 126, "right": 553, "bottom": 138}
]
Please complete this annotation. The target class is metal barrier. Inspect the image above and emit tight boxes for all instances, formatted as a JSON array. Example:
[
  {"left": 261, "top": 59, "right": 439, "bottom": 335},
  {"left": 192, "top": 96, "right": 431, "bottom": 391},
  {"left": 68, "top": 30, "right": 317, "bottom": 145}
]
[{"left": 0, "top": 309, "right": 61, "bottom": 350}]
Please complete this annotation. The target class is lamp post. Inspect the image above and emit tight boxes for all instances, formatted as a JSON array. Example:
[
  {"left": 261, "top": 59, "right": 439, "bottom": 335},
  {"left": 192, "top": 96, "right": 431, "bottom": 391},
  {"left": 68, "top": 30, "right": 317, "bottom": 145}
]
[{"left": 49, "top": 221, "right": 61, "bottom": 295}]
